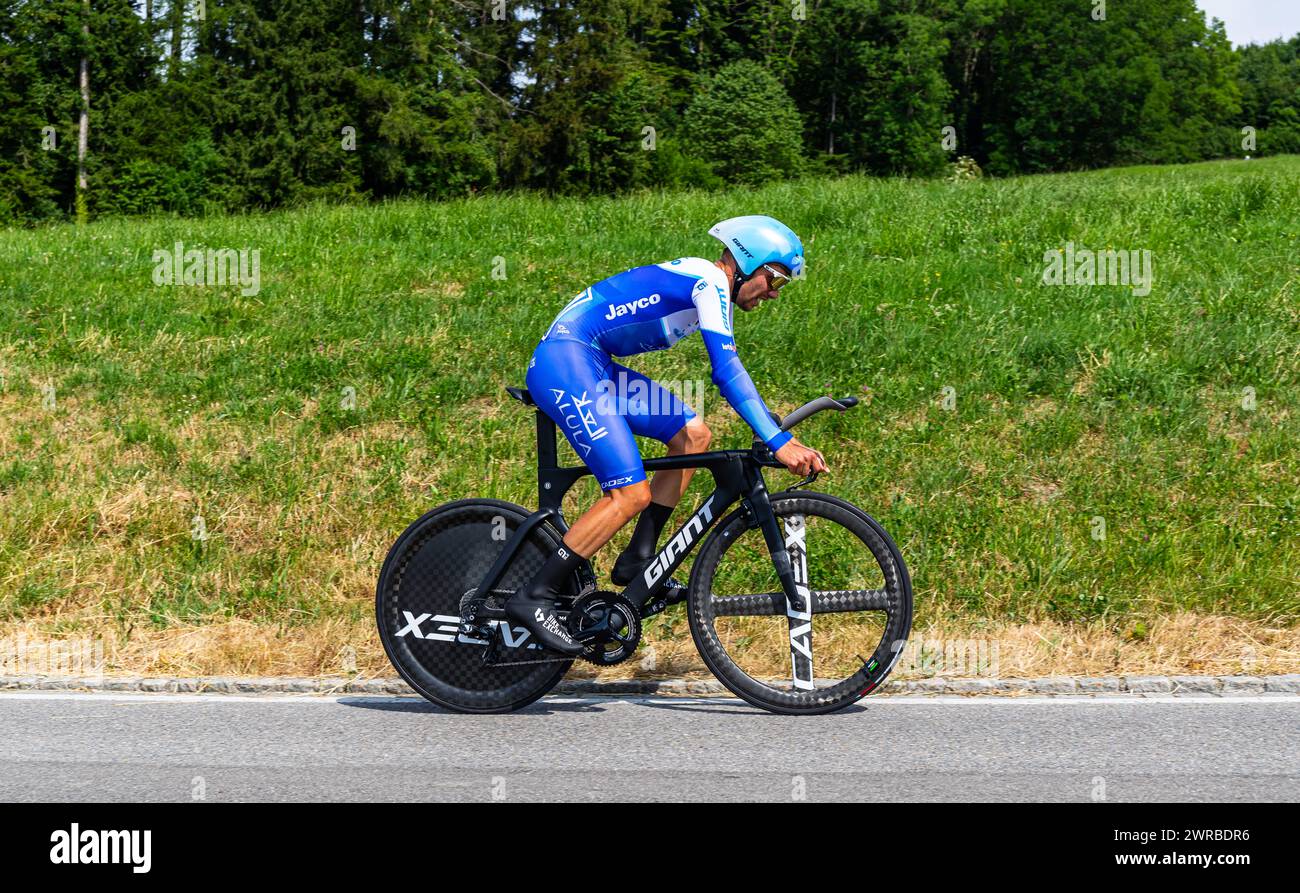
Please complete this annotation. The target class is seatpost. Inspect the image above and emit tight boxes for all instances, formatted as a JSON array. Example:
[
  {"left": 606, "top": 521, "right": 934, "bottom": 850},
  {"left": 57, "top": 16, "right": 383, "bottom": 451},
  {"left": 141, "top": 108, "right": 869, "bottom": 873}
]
[{"left": 535, "top": 408, "right": 558, "bottom": 489}]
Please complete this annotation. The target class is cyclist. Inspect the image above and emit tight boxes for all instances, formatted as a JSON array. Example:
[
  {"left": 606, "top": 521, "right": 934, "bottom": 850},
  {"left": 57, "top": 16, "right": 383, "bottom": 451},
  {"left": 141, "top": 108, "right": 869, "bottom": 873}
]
[{"left": 507, "top": 215, "right": 829, "bottom": 654}]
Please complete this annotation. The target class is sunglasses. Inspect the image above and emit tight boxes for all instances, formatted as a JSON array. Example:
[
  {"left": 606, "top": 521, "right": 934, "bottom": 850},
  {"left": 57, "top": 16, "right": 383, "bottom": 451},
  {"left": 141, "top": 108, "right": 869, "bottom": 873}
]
[{"left": 762, "top": 264, "right": 793, "bottom": 290}]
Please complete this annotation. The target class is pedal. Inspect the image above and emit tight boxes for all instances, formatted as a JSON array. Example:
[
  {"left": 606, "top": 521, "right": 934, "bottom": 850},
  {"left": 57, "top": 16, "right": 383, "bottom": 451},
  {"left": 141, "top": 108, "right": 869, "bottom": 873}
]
[
  {"left": 641, "top": 580, "right": 688, "bottom": 618},
  {"left": 642, "top": 598, "right": 668, "bottom": 619}
]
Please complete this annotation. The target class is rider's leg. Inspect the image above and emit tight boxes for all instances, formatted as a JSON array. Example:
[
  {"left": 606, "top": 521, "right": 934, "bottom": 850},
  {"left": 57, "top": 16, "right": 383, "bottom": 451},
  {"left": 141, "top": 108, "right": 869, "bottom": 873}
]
[
  {"left": 612, "top": 419, "right": 711, "bottom": 586},
  {"left": 604, "top": 363, "right": 710, "bottom": 587},
  {"left": 503, "top": 482, "right": 650, "bottom": 655},
  {"left": 649, "top": 417, "right": 713, "bottom": 504},
  {"left": 510, "top": 341, "right": 650, "bottom": 653},
  {"left": 558, "top": 480, "right": 652, "bottom": 556}
]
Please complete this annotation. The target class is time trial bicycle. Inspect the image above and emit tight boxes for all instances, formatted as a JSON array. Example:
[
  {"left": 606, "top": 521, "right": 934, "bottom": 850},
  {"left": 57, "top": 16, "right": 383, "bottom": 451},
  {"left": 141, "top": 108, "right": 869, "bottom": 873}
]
[{"left": 376, "top": 386, "right": 912, "bottom": 715}]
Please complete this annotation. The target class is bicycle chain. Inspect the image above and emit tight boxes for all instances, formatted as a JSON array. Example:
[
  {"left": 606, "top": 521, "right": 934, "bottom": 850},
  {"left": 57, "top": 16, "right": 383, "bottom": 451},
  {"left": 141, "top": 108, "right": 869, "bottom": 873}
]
[
  {"left": 483, "top": 654, "right": 573, "bottom": 667},
  {"left": 474, "top": 628, "right": 576, "bottom": 667}
]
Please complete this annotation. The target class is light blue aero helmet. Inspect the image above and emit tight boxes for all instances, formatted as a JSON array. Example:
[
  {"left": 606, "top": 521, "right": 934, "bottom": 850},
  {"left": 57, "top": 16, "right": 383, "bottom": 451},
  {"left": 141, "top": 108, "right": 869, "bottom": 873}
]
[{"left": 708, "top": 215, "right": 805, "bottom": 280}]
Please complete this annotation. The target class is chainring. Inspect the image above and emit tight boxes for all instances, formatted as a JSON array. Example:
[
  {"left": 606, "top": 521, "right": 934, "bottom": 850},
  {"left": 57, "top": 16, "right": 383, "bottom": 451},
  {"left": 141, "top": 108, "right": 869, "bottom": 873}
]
[{"left": 568, "top": 591, "right": 642, "bottom": 666}]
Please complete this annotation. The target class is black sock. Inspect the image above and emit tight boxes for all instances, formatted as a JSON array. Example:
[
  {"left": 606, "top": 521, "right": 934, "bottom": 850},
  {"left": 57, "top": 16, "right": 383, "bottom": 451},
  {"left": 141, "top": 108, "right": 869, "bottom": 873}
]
[
  {"left": 625, "top": 501, "right": 676, "bottom": 561},
  {"left": 525, "top": 543, "right": 585, "bottom": 598}
]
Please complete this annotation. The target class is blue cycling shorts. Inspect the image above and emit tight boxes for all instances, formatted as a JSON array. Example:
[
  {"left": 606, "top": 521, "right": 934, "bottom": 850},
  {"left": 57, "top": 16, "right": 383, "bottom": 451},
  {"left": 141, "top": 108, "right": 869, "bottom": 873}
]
[{"left": 525, "top": 338, "right": 697, "bottom": 491}]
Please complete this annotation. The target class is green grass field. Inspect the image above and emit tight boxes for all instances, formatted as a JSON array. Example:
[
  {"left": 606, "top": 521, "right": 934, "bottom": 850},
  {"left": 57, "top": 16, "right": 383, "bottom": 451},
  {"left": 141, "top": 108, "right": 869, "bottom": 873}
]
[{"left": 1, "top": 156, "right": 1296, "bottom": 678}]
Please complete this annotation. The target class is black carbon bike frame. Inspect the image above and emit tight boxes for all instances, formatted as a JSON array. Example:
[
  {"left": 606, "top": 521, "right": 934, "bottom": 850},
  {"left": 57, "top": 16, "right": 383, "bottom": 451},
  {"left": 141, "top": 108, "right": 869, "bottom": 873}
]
[{"left": 472, "top": 390, "right": 813, "bottom": 625}]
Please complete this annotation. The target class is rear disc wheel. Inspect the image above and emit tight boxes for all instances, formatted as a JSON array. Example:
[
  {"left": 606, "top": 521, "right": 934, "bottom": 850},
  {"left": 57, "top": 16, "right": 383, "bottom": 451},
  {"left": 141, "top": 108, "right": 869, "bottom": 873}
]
[{"left": 376, "top": 499, "right": 586, "bottom": 713}]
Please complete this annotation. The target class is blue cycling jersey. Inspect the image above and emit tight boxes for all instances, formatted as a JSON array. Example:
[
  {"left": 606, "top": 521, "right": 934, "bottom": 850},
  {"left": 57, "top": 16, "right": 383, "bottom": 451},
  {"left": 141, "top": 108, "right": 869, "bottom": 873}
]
[{"left": 540, "top": 257, "right": 792, "bottom": 452}]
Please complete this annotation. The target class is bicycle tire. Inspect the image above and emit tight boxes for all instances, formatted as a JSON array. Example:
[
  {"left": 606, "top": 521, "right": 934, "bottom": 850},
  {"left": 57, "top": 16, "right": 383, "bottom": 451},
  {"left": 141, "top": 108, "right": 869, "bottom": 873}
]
[
  {"left": 376, "top": 498, "right": 585, "bottom": 713},
  {"left": 687, "top": 490, "right": 913, "bottom": 715}
]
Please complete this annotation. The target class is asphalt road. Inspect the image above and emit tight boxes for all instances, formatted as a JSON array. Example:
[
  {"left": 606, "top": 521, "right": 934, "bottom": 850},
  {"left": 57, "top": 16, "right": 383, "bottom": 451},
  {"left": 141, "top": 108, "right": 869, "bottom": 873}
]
[{"left": 2, "top": 691, "right": 1297, "bottom": 802}]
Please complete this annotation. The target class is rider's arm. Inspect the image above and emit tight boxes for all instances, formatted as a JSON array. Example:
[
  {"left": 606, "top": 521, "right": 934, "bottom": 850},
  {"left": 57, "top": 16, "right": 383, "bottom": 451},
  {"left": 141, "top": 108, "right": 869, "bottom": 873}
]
[{"left": 691, "top": 279, "right": 793, "bottom": 452}]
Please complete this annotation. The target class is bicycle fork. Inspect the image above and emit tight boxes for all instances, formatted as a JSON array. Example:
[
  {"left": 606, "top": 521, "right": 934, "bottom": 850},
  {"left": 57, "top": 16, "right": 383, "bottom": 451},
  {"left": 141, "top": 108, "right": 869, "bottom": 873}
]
[{"left": 745, "top": 471, "right": 815, "bottom": 691}]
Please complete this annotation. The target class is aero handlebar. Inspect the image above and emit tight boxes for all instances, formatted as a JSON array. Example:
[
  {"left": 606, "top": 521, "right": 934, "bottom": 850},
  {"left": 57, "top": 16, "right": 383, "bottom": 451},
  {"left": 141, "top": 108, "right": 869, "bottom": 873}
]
[{"left": 777, "top": 396, "right": 859, "bottom": 432}]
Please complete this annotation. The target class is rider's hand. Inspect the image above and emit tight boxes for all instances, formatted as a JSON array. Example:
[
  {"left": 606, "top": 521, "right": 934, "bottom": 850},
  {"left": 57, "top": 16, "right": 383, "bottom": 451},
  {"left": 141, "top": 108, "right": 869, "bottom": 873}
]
[{"left": 774, "top": 439, "right": 828, "bottom": 477}]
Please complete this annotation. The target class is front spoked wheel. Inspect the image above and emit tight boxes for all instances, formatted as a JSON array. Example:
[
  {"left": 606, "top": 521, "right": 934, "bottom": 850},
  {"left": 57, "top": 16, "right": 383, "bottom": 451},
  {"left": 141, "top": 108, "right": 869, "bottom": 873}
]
[{"left": 687, "top": 491, "right": 913, "bottom": 715}]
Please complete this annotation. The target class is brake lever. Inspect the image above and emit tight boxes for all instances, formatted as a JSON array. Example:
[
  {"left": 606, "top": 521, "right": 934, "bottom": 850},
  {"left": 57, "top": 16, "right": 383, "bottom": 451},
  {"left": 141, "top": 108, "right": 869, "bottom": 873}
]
[{"left": 789, "top": 471, "right": 819, "bottom": 490}]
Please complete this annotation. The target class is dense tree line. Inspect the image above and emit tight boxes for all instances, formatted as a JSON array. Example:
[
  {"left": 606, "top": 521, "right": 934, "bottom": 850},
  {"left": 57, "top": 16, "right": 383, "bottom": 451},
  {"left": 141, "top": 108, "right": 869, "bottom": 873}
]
[{"left": 1, "top": 0, "right": 1297, "bottom": 223}]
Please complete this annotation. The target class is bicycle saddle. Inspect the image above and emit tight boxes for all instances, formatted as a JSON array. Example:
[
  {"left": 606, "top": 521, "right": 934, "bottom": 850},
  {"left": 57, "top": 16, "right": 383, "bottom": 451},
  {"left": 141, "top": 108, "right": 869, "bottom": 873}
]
[{"left": 505, "top": 386, "right": 536, "bottom": 406}]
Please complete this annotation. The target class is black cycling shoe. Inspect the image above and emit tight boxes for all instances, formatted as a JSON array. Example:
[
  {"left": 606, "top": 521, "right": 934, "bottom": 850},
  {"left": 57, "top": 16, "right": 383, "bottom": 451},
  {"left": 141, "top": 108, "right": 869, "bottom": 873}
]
[
  {"left": 611, "top": 551, "right": 687, "bottom": 603},
  {"left": 504, "top": 587, "right": 586, "bottom": 656}
]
